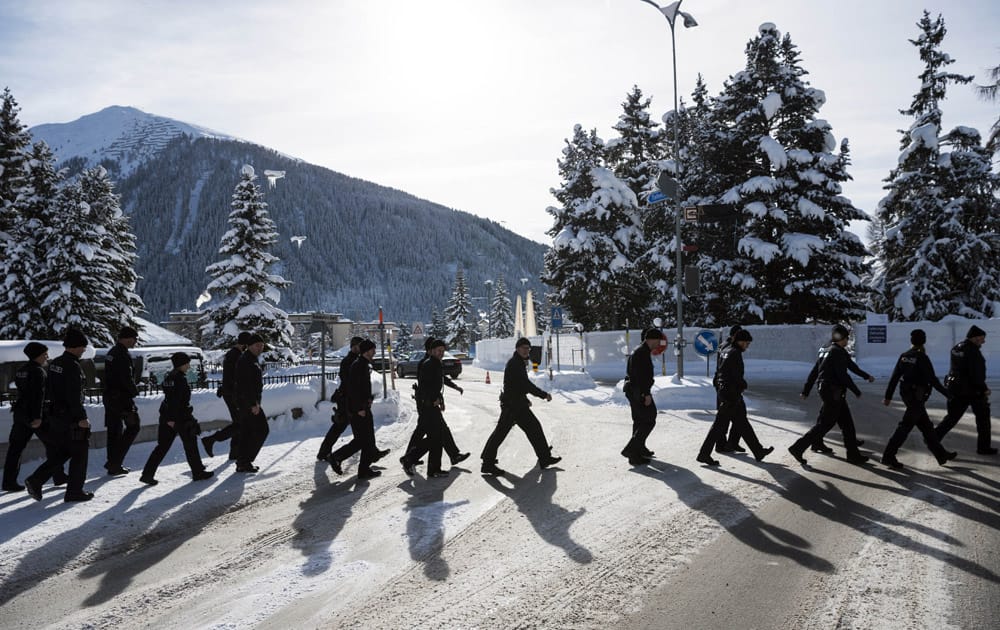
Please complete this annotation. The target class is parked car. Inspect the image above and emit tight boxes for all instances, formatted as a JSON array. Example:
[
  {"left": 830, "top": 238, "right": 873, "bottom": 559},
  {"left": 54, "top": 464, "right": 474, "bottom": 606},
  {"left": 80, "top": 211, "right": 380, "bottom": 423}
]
[
  {"left": 395, "top": 350, "right": 462, "bottom": 379},
  {"left": 93, "top": 345, "right": 205, "bottom": 387}
]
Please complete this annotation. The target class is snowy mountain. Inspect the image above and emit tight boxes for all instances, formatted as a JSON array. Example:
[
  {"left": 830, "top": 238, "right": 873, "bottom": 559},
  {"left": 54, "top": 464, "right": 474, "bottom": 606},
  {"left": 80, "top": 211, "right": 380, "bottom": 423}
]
[
  {"left": 30, "top": 105, "right": 241, "bottom": 178},
  {"left": 27, "top": 108, "right": 548, "bottom": 323}
]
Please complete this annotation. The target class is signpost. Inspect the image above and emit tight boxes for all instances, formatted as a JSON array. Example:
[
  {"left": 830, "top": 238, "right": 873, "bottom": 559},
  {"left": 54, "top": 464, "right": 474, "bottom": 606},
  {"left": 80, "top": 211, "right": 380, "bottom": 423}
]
[
  {"left": 693, "top": 329, "right": 719, "bottom": 377},
  {"left": 551, "top": 307, "right": 564, "bottom": 373},
  {"left": 308, "top": 319, "right": 330, "bottom": 402}
]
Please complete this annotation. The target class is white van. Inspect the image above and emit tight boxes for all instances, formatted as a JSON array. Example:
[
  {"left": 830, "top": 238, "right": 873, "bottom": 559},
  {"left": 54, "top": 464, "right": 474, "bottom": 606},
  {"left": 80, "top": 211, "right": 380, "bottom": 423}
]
[
  {"left": 0, "top": 340, "right": 98, "bottom": 399},
  {"left": 93, "top": 345, "right": 205, "bottom": 388}
]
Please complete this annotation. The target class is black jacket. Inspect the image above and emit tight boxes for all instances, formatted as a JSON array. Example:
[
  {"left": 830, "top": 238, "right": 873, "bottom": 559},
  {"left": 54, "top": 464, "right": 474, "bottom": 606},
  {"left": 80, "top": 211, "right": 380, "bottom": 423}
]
[
  {"left": 802, "top": 343, "right": 870, "bottom": 397},
  {"left": 715, "top": 344, "right": 747, "bottom": 402},
  {"left": 159, "top": 368, "right": 195, "bottom": 423},
  {"left": 235, "top": 351, "right": 263, "bottom": 411},
  {"left": 220, "top": 346, "right": 242, "bottom": 398},
  {"left": 946, "top": 339, "right": 988, "bottom": 397},
  {"left": 47, "top": 350, "right": 86, "bottom": 425},
  {"left": 884, "top": 347, "right": 947, "bottom": 401},
  {"left": 346, "top": 355, "right": 373, "bottom": 413},
  {"left": 103, "top": 342, "right": 139, "bottom": 405},
  {"left": 627, "top": 343, "right": 655, "bottom": 399},
  {"left": 416, "top": 355, "right": 444, "bottom": 407},
  {"left": 12, "top": 360, "right": 46, "bottom": 426},
  {"left": 502, "top": 352, "right": 548, "bottom": 407}
]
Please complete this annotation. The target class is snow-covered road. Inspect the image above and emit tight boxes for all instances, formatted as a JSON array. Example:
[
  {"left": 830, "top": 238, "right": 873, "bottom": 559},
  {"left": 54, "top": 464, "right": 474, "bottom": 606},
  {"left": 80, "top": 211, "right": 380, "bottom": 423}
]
[{"left": 1, "top": 367, "right": 997, "bottom": 629}]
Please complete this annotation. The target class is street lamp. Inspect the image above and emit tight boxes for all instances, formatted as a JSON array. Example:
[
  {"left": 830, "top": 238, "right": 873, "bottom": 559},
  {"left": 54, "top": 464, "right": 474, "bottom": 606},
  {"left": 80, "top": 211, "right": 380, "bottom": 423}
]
[{"left": 639, "top": 0, "right": 698, "bottom": 379}]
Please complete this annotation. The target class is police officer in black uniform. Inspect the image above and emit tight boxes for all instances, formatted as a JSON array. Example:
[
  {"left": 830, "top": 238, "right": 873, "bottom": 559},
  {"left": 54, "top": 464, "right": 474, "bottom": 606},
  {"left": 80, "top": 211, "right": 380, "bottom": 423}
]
[
  {"left": 789, "top": 325, "right": 872, "bottom": 466},
  {"left": 481, "top": 337, "right": 561, "bottom": 476},
  {"left": 697, "top": 329, "right": 774, "bottom": 466},
  {"left": 621, "top": 329, "right": 662, "bottom": 466},
  {"left": 400, "top": 338, "right": 468, "bottom": 477},
  {"left": 329, "top": 339, "right": 383, "bottom": 479},
  {"left": 800, "top": 329, "right": 873, "bottom": 455},
  {"left": 139, "top": 352, "right": 213, "bottom": 485},
  {"left": 234, "top": 334, "right": 268, "bottom": 473},
  {"left": 202, "top": 331, "right": 252, "bottom": 459},
  {"left": 935, "top": 325, "right": 995, "bottom": 455},
  {"left": 103, "top": 326, "right": 141, "bottom": 475},
  {"left": 2, "top": 343, "right": 68, "bottom": 491},
  {"left": 880, "top": 329, "right": 957, "bottom": 469},
  {"left": 316, "top": 336, "right": 363, "bottom": 461},
  {"left": 24, "top": 329, "right": 94, "bottom": 502},
  {"left": 715, "top": 324, "right": 746, "bottom": 453}
]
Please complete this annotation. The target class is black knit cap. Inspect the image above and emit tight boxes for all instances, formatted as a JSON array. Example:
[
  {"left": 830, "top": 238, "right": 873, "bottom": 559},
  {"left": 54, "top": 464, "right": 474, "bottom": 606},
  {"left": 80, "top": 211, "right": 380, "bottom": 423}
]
[
  {"left": 429, "top": 338, "right": 446, "bottom": 350},
  {"left": 831, "top": 324, "right": 850, "bottom": 341},
  {"left": 171, "top": 351, "right": 191, "bottom": 368},
  {"left": 118, "top": 326, "right": 139, "bottom": 340},
  {"left": 515, "top": 337, "right": 531, "bottom": 348},
  {"left": 643, "top": 328, "right": 664, "bottom": 340},
  {"left": 967, "top": 325, "right": 986, "bottom": 339},
  {"left": 24, "top": 342, "right": 48, "bottom": 360},
  {"left": 734, "top": 329, "right": 753, "bottom": 342},
  {"left": 350, "top": 336, "right": 365, "bottom": 347},
  {"left": 248, "top": 333, "right": 265, "bottom": 345},
  {"left": 729, "top": 324, "right": 743, "bottom": 338},
  {"left": 910, "top": 329, "right": 927, "bottom": 346},
  {"left": 63, "top": 329, "right": 89, "bottom": 348},
  {"left": 359, "top": 339, "right": 376, "bottom": 353},
  {"left": 237, "top": 331, "right": 254, "bottom": 345}
]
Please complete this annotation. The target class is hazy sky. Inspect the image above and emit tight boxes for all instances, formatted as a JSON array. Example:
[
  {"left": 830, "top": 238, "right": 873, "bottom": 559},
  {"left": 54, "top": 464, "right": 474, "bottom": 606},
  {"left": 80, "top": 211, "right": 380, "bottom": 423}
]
[{"left": 1, "top": 1, "right": 997, "bottom": 244}]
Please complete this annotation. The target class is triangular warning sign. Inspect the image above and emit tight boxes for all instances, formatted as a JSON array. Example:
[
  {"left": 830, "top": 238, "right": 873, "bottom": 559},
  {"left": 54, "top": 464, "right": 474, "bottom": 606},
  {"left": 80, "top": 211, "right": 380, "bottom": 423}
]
[{"left": 411, "top": 322, "right": 425, "bottom": 336}]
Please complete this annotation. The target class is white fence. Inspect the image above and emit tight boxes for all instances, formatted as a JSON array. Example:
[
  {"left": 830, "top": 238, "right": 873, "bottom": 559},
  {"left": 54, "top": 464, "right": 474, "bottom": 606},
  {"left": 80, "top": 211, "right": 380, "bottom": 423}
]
[{"left": 476, "top": 317, "right": 1000, "bottom": 381}]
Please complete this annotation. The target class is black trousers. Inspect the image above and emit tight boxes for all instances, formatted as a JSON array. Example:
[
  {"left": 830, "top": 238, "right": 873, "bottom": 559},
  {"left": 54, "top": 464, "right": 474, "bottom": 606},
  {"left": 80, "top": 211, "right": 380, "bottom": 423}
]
[
  {"left": 3, "top": 422, "right": 68, "bottom": 487},
  {"left": 883, "top": 391, "right": 948, "bottom": 460},
  {"left": 700, "top": 396, "right": 765, "bottom": 458},
  {"left": 142, "top": 421, "right": 206, "bottom": 478},
  {"left": 623, "top": 398, "right": 657, "bottom": 456},
  {"left": 317, "top": 409, "right": 351, "bottom": 459},
  {"left": 236, "top": 408, "right": 269, "bottom": 467},
  {"left": 27, "top": 425, "right": 89, "bottom": 496},
  {"left": 481, "top": 404, "right": 550, "bottom": 463},
  {"left": 208, "top": 395, "right": 242, "bottom": 457},
  {"left": 714, "top": 392, "right": 744, "bottom": 449},
  {"left": 792, "top": 385, "right": 861, "bottom": 455},
  {"left": 404, "top": 406, "right": 446, "bottom": 473},
  {"left": 935, "top": 394, "right": 992, "bottom": 450},
  {"left": 105, "top": 400, "right": 140, "bottom": 469},
  {"left": 331, "top": 410, "right": 378, "bottom": 472}
]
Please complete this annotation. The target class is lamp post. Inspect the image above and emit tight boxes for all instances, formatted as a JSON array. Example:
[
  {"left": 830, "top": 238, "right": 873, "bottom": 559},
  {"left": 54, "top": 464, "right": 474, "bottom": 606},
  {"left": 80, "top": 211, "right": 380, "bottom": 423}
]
[{"left": 639, "top": 0, "right": 698, "bottom": 379}]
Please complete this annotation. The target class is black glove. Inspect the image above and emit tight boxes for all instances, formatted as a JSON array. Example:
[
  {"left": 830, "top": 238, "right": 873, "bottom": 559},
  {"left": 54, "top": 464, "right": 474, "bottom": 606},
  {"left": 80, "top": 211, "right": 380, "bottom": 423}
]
[{"left": 216, "top": 388, "right": 224, "bottom": 398}]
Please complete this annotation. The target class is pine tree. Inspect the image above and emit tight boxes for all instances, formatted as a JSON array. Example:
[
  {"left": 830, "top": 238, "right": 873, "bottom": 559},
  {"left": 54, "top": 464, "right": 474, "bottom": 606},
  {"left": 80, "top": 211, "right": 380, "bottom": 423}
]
[
  {"left": 35, "top": 181, "right": 119, "bottom": 344},
  {"left": 395, "top": 321, "right": 413, "bottom": 355},
  {"left": 702, "top": 23, "right": 870, "bottom": 324},
  {"left": 445, "top": 268, "right": 472, "bottom": 352},
  {"left": 77, "top": 166, "right": 145, "bottom": 330},
  {"left": 488, "top": 275, "right": 515, "bottom": 338},
  {"left": 0, "top": 142, "right": 64, "bottom": 338},
  {"left": 873, "top": 12, "right": 976, "bottom": 320},
  {"left": 0, "top": 87, "right": 32, "bottom": 244},
  {"left": 430, "top": 308, "right": 448, "bottom": 340},
  {"left": 201, "top": 165, "right": 294, "bottom": 350},
  {"left": 975, "top": 60, "right": 1000, "bottom": 155},
  {"left": 542, "top": 125, "right": 645, "bottom": 329}
]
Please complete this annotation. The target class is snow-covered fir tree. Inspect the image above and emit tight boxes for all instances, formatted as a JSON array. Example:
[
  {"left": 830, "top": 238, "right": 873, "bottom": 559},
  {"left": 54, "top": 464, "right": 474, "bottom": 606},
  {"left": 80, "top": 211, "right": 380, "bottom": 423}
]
[
  {"left": 542, "top": 125, "right": 646, "bottom": 330},
  {"left": 445, "top": 268, "right": 472, "bottom": 352},
  {"left": 35, "top": 181, "right": 119, "bottom": 345},
  {"left": 872, "top": 12, "right": 981, "bottom": 320},
  {"left": 0, "top": 87, "right": 32, "bottom": 245},
  {"left": 201, "top": 165, "right": 293, "bottom": 351},
  {"left": 488, "top": 275, "right": 514, "bottom": 338},
  {"left": 395, "top": 321, "right": 413, "bottom": 355},
  {"left": 975, "top": 60, "right": 1000, "bottom": 156},
  {"left": 429, "top": 308, "right": 448, "bottom": 341},
  {"left": 77, "top": 165, "right": 144, "bottom": 330},
  {"left": 702, "top": 23, "right": 870, "bottom": 324},
  {"left": 0, "top": 142, "right": 65, "bottom": 339}
]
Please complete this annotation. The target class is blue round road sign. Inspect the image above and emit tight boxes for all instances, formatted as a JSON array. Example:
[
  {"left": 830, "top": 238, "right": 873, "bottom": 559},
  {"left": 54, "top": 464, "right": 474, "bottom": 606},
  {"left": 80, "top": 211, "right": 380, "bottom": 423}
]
[{"left": 693, "top": 330, "right": 718, "bottom": 356}]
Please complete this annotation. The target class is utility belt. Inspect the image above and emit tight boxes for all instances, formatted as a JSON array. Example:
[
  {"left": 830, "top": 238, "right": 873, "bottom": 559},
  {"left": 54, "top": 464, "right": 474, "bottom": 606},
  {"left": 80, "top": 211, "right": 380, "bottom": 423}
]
[
  {"left": 818, "top": 381, "right": 846, "bottom": 400},
  {"left": 900, "top": 382, "right": 930, "bottom": 403}
]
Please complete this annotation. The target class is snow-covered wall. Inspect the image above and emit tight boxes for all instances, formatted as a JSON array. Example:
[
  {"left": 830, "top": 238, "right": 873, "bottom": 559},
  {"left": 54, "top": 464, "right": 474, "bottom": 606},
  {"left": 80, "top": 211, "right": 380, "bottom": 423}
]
[{"left": 476, "top": 317, "right": 999, "bottom": 381}]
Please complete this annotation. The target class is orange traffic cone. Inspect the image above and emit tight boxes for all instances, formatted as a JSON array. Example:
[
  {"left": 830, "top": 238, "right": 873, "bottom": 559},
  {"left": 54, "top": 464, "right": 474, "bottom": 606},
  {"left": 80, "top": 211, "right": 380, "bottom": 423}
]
[{"left": 485, "top": 371, "right": 491, "bottom": 384}]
